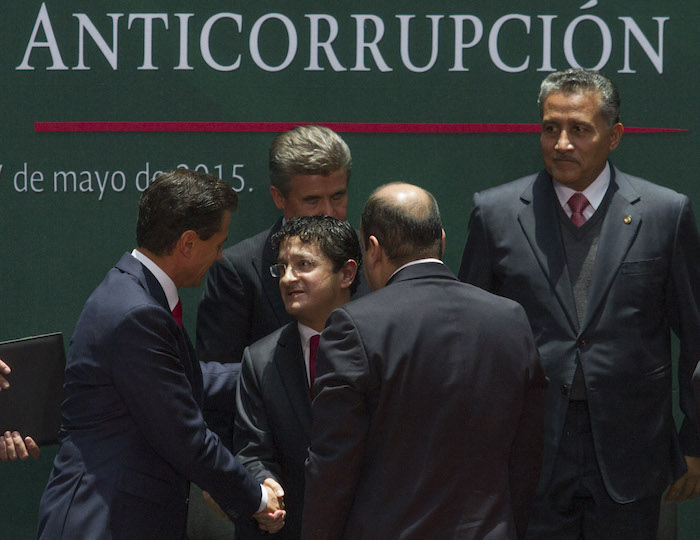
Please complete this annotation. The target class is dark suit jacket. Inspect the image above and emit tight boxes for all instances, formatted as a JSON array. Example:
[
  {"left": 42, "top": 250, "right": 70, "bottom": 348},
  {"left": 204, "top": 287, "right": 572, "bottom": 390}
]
[
  {"left": 458, "top": 165, "right": 700, "bottom": 503},
  {"left": 37, "top": 253, "right": 261, "bottom": 540},
  {"left": 302, "top": 262, "right": 546, "bottom": 540},
  {"left": 197, "top": 220, "right": 290, "bottom": 367},
  {"left": 233, "top": 323, "right": 311, "bottom": 539},
  {"left": 196, "top": 218, "right": 369, "bottom": 448}
]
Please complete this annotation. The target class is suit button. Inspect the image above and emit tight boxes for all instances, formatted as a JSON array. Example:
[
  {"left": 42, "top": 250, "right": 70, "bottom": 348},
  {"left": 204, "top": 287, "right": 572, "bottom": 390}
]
[
  {"left": 561, "top": 384, "right": 569, "bottom": 395},
  {"left": 577, "top": 338, "right": 586, "bottom": 348}
]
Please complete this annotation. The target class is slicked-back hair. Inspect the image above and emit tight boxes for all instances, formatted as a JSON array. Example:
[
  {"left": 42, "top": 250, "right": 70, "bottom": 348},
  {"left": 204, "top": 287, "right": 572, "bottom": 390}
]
[
  {"left": 136, "top": 168, "right": 238, "bottom": 256},
  {"left": 538, "top": 68, "right": 621, "bottom": 127},
  {"left": 269, "top": 125, "right": 352, "bottom": 196},
  {"left": 271, "top": 215, "right": 362, "bottom": 295},
  {"left": 361, "top": 185, "right": 443, "bottom": 264}
]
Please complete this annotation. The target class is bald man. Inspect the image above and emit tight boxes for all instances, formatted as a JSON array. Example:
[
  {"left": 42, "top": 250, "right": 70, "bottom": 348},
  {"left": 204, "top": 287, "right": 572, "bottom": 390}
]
[{"left": 302, "top": 183, "right": 547, "bottom": 539}]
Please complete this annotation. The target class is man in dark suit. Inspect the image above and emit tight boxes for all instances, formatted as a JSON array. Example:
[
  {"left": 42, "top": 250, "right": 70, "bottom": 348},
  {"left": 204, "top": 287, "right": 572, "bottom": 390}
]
[
  {"left": 302, "top": 183, "right": 547, "bottom": 539},
  {"left": 195, "top": 124, "right": 366, "bottom": 445},
  {"left": 197, "top": 125, "right": 355, "bottom": 368},
  {"left": 233, "top": 215, "right": 361, "bottom": 539},
  {"left": 37, "top": 169, "right": 284, "bottom": 539},
  {"left": 459, "top": 68, "right": 700, "bottom": 539},
  {"left": 191, "top": 125, "right": 364, "bottom": 538}
]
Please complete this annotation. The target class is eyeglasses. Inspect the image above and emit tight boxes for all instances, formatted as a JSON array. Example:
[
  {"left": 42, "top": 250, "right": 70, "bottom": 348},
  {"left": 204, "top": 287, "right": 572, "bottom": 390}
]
[{"left": 269, "top": 260, "right": 317, "bottom": 278}]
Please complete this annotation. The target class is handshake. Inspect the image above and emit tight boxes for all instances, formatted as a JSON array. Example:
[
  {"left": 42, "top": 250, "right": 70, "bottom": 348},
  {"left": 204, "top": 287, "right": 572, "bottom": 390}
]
[{"left": 204, "top": 477, "right": 286, "bottom": 534}]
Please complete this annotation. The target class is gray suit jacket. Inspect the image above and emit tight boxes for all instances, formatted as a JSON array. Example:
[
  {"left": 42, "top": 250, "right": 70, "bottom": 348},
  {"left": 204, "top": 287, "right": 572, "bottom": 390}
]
[
  {"left": 303, "top": 262, "right": 546, "bottom": 539},
  {"left": 233, "top": 323, "right": 311, "bottom": 539},
  {"left": 459, "top": 165, "right": 700, "bottom": 502}
]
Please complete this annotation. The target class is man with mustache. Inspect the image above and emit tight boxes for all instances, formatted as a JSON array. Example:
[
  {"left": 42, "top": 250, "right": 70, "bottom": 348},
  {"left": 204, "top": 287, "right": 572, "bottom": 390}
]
[{"left": 459, "top": 68, "right": 700, "bottom": 539}]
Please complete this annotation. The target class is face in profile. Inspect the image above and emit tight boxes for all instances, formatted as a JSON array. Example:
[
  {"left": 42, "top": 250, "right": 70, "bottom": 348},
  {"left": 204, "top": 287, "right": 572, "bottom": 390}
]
[
  {"left": 185, "top": 212, "right": 231, "bottom": 288},
  {"left": 540, "top": 90, "right": 622, "bottom": 192},
  {"left": 277, "top": 236, "right": 351, "bottom": 330},
  {"left": 270, "top": 169, "right": 348, "bottom": 221}
]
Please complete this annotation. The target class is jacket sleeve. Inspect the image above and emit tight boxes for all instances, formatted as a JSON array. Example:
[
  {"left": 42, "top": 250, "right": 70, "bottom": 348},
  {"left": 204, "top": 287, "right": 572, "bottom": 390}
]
[
  {"left": 233, "top": 346, "right": 282, "bottom": 484},
  {"left": 669, "top": 198, "right": 700, "bottom": 456},
  {"left": 458, "top": 193, "right": 497, "bottom": 291},
  {"left": 302, "top": 308, "right": 374, "bottom": 540},
  {"left": 110, "top": 304, "right": 262, "bottom": 519},
  {"left": 507, "top": 305, "right": 547, "bottom": 539}
]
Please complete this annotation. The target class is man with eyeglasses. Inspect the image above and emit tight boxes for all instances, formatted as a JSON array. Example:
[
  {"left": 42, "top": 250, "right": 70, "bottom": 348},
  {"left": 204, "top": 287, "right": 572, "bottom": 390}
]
[{"left": 231, "top": 215, "right": 361, "bottom": 540}]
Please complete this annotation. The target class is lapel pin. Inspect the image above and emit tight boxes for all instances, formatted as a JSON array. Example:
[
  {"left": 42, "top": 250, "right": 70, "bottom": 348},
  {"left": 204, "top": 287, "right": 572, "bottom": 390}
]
[{"left": 623, "top": 215, "right": 632, "bottom": 224}]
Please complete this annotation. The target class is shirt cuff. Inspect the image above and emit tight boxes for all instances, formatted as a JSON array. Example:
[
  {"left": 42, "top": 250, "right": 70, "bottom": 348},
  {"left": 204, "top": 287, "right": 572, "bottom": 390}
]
[{"left": 257, "top": 484, "right": 268, "bottom": 513}]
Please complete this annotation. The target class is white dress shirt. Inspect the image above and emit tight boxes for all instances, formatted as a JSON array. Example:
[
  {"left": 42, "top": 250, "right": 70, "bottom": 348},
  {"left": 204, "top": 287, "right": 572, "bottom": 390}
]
[{"left": 552, "top": 162, "right": 611, "bottom": 220}]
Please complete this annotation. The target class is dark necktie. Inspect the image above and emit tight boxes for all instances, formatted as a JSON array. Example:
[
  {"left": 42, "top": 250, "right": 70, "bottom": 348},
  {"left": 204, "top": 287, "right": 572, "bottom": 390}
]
[
  {"left": 568, "top": 193, "right": 590, "bottom": 227},
  {"left": 309, "top": 334, "right": 320, "bottom": 390},
  {"left": 172, "top": 298, "right": 183, "bottom": 327}
]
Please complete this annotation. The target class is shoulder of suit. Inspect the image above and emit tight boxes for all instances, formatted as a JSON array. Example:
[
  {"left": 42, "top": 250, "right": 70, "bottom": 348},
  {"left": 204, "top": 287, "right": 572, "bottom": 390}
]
[
  {"left": 474, "top": 171, "right": 541, "bottom": 204},
  {"left": 614, "top": 168, "right": 687, "bottom": 204},
  {"left": 246, "top": 323, "right": 292, "bottom": 355},
  {"left": 221, "top": 222, "right": 277, "bottom": 262}
]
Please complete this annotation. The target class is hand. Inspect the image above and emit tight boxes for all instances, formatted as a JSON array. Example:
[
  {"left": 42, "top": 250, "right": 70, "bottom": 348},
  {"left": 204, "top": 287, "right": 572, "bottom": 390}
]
[
  {"left": 202, "top": 490, "right": 230, "bottom": 520},
  {"left": 0, "top": 431, "right": 41, "bottom": 461},
  {"left": 0, "top": 358, "right": 10, "bottom": 391},
  {"left": 253, "top": 478, "right": 286, "bottom": 533},
  {"left": 666, "top": 456, "right": 700, "bottom": 502}
]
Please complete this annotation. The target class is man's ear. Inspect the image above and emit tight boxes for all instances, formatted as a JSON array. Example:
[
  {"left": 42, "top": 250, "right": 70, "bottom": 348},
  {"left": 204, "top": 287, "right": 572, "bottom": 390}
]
[
  {"left": 366, "top": 235, "right": 381, "bottom": 261},
  {"left": 338, "top": 259, "right": 358, "bottom": 290},
  {"left": 269, "top": 186, "right": 287, "bottom": 211},
  {"left": 176, "top": 230, "right": 199, "bottom": 259},
  {"left": 609, "top": 122, "right": 624, "bottom": 151}
]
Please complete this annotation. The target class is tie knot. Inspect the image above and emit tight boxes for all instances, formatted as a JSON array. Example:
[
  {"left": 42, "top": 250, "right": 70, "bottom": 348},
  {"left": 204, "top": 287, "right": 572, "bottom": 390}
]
[
  {"left": 171, "top": 298, "right": 183, "bottom": 327},
  {"left": 568, "top": 193, "right": 590, "bottom": 214},
  {"left": 567, "top": 193, "right": 590, "bottom": 227}
]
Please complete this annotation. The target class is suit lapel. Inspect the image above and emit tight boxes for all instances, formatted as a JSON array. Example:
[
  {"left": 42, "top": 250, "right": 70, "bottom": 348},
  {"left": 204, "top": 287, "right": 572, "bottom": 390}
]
[
  {"left": 273, "top": 324, "right": 312, "bottom": 433},
  {"left": 518, "top": 172, "right": 579, "bottom": 332},
  {"left": 580, "top": 169, "right": 641, "bottom": 334},
  {"left": 253, "top": 220, "right": 289, "bottom": 326},
  {"left": 118, "top": 253, "right": 203, "bottom": 404}
]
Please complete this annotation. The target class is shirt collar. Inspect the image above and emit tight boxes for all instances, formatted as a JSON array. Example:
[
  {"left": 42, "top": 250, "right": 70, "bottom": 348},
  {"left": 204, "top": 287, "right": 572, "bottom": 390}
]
[
  {"left": 131, "top": 249, "right": 179, "bottom": 312},
  {"left": 297, "top": 322, "right": 319, "bottom": 346},
  {"left": 388, "top": 258, "right": 444, "bottom": 282},
  {"left": 552, "top": 161, "right": 610, "bottom": 213}
]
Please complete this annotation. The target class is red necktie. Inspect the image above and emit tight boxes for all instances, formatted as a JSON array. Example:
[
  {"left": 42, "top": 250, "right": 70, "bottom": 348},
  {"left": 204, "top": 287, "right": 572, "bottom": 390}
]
[
  {"left": 568, "top": 193, "right": 590, "bottom": 227},
  {"left": 309, "top": 334, "right": 320, "bottom": 390},
  {"left": 172, "top": 298, "right": 183, "bottom": 327}
]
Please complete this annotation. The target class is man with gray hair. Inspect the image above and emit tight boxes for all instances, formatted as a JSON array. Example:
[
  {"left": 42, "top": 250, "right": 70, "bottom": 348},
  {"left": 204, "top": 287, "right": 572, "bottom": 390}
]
[
  {"left": 196, "top": 125, "right": 366, "bottom": 439},
  {"left": 459, "top": 68, "right": 700, "bottom": 538},
  {"left": 190, "top": 126, "right": 368, "bottom": 538},
  {"left": 197, "top": 125, "right": 353, "bottom": 370}
]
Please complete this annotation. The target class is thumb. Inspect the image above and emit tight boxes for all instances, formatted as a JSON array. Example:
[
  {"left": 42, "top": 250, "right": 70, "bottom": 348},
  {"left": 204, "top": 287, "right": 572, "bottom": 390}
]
[{"left": 264, "top": 477, "right": 285, "bottom": 498}]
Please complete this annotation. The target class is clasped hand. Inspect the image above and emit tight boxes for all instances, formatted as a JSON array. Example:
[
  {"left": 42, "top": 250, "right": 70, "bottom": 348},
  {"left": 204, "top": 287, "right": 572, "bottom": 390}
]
[{"left": 254, "top": 478, "right": 286, "bottom": 533}]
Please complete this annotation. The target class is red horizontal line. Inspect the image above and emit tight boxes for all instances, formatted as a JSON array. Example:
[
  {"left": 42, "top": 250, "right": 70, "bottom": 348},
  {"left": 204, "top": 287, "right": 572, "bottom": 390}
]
[{"left": 34, "top": 121, "right": 687, "bottom": 134}]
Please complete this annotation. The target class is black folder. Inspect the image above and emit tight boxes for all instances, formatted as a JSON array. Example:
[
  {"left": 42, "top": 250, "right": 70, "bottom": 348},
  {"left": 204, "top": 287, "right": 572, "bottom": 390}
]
[{"left": 0, "top": 333, "right": 65, "bottom": 445}]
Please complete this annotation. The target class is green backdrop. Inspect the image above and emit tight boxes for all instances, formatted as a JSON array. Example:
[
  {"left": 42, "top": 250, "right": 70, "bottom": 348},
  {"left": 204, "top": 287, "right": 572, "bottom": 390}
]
[{"left": 2, "top": 2, "right": 699, "bottom": 537}]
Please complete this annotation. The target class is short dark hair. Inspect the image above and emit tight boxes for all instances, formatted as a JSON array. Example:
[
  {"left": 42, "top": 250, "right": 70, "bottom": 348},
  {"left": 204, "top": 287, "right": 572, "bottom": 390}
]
[
  {"left": 271, "top": 215, "right": 362, "bottom": 295},
  {"left": 361, "top": 184, "right": 442, "bottom": 264},
  {"left": 136, "top": 169, "right": 238, "bottom": 256},
  {"left": 269, "top": 125, "right": 352, "bottom": 196},
  {"left": 538, "top": 68, "right": 621, "bottom": 127}
]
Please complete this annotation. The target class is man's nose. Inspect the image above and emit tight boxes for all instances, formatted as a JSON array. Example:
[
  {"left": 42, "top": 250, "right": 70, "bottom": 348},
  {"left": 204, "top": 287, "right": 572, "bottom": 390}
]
[
  {"left": 319, "top": 198, "right": 335, "bottom": 217},
  {"left": 281, "top": 264, "right": 296, "bottom": 283},
  {"left": 555, "top": 130, "right": 573, "bottom": 151}
]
